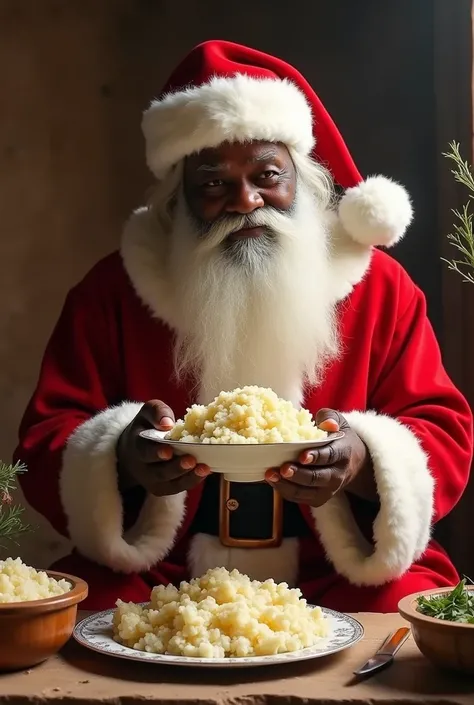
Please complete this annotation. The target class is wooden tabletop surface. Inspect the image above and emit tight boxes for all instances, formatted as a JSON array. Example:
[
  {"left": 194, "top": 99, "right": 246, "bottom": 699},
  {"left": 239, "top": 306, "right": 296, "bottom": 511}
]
[{"left": 1, "top": 611, "right": 473, "bottom": 704}]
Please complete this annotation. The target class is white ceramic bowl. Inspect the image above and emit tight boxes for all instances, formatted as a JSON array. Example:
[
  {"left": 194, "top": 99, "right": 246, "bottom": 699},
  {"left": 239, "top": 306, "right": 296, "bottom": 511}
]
[{"left": 139, "top": 429, "right": 345, "bottom": 483}]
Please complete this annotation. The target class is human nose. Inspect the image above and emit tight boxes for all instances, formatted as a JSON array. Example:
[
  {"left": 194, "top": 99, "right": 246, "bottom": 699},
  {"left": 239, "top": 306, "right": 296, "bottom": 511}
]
[{"left": 225, "top": 181, "right": 264, "bottom": 214}]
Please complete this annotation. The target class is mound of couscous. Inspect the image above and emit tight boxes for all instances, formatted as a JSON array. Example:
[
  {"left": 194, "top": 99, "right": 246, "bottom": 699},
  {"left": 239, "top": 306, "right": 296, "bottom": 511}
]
[
  {"left": 166, "top": 386, "right": 328, "bottom": 444},
  {"left": 113, "top": 567, "right": 329, "bottom": 658},
  {"left": 0, "top": 557, "right": 71, "bottom": 603}
]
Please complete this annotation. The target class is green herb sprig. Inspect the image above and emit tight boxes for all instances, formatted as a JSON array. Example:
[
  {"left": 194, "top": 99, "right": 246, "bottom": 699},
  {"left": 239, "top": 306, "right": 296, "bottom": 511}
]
[
  {"left": 417, "top": 579, "right": 474, "bottom": 624},
  {"left": 0, "top": 460, "right": 32, "bottom": 549},
  {"left": 441, "top": 141, "right": 474, "bottom": 285}
]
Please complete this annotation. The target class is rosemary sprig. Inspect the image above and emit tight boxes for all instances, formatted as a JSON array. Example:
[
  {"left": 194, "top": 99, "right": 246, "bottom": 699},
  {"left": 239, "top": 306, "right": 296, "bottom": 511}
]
[
  {"left": 441, "top": 141, "right": 474, "bottom": 285},
  {"left": 0, "top": 506, "right": 32, "bottom": 549},
  {"left": 0, "top": 460, "right": 27, "bottom": 496},
  {"left": 0, "top": 460, "right": 32, "bottom": 547}
]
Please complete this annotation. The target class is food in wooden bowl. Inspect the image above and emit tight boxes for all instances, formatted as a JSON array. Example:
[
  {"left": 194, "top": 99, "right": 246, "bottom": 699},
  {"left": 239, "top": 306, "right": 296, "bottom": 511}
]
[
  {"left": 398, "top": 580, "right": 474, "bottom": 675},
  {"left": 0, "top": 557, "right": 88, "bottom": 671}
]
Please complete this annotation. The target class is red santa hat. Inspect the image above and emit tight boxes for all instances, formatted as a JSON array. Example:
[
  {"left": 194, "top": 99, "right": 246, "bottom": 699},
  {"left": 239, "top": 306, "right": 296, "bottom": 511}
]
[{"left": 142, "top": 40, "right": 412, "bottom": 248}]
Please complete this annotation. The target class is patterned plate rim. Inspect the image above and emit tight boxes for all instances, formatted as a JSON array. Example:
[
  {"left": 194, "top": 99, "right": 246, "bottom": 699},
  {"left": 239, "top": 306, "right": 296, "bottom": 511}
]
[{"left": 72, "top": 606, "right": 364, "bottom": 669}]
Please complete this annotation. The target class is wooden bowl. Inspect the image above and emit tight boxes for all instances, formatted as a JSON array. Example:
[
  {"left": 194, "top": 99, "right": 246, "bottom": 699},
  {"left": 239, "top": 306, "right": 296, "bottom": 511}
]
[
  {"left": 0, "top": 570, "right": 88, "bottom": 671},
  {"left": 398, "top": 586, "right": 474, "bottom": 675}
]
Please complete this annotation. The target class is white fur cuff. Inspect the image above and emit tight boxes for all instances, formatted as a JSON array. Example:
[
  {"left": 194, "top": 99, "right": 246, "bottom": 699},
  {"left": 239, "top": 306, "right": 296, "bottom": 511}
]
[
  {"left": 59, "top": 403, "right": 186, "bottom": 573},
  {"left": 312, "top": 411, "right": 434, "bottom": 586}
]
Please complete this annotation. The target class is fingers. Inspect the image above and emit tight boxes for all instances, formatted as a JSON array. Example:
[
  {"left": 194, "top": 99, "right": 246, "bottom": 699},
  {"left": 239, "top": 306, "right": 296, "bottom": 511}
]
[
  {"left": 121, "top": 400, "right": 212, "bottom": 496},
  {"left": 134, "top": 399, "right": 178, "bottom": 464},
  {"left": 135, "top": 434, "right": 177, "bottom": 464},
  {"left": 150, "top": 466, "right": 210, "bottom": 497},
  {"left": 151, "top": 456, "right": 210, "bottom": 483},
  {"left": 298, "top": 441, "right": 348, "bottom": 467},
  {"left": 275, "top": 464, "right": 335, "bottom": 488},
  {"left": 266, "top": 473, "right": 333, "bottom": 507},
  {"left": 139, "top": 400, "right": 176, "bottom": 431},
  {"left": 157, "top": 445, "right": 174, "bottom": 462},
  {"left": 159, "top": 458, "right": 211, "bottom": 482},
  {"left": 315, "top": 408, "right": 347, "bottom": 433},
  {"left": 139, "top": 456, "right": 211, "bottom": 491}
]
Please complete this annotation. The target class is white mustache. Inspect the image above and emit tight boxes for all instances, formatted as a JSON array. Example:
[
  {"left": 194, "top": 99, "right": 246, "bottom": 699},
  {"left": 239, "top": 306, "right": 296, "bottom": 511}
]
[{"left": 193, "top": 206, "right": 297, "bottom": 255}]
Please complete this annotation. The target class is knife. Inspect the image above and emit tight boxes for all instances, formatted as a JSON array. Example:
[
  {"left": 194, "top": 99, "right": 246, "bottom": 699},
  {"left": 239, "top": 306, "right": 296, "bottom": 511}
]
[{"left": 353, "top": 626, "right": 411, "bottom": 677}]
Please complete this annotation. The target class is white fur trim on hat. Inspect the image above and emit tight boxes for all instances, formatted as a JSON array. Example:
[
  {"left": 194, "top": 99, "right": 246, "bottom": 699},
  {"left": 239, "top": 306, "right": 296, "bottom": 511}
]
[
  {"left": 142, "top": 74, "right": 314, "bottom": 179},
  {"left": 338, "top": 176, "right": 413, "bottom": 248}
]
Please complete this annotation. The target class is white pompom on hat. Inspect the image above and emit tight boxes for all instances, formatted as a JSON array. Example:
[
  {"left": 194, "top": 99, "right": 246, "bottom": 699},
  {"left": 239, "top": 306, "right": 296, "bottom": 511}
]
[{"left": 338, "top": 176, "right": 413, "bottom": 248}]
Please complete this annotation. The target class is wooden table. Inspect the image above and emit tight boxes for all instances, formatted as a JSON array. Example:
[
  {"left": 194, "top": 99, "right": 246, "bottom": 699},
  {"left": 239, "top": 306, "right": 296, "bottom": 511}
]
[{"left": 1, "top": 612, "right": 473, "bottom": 704}]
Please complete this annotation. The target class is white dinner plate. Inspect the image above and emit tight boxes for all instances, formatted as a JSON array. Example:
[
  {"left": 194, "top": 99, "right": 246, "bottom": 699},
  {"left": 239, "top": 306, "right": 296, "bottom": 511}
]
[{"left": 73, "top": 606, "right": 363, "bottom": 669}]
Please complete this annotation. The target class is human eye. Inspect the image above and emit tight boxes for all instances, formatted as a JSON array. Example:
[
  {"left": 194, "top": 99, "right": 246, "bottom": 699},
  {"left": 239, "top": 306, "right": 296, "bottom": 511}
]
[
  {"left": 258, "top": 169, "right": 280, "bottom": 182},
  {"left": 204, "top": 179, "right": 225, "bottom": 188},
  {"left": 194, "top": 179, "right": 227, "bottom": 198}
]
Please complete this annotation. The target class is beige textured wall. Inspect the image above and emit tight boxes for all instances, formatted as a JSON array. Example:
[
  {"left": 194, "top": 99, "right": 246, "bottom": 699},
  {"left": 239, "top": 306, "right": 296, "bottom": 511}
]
[{"left": 0, "top": 1, "right": 160, "bottom": 564}]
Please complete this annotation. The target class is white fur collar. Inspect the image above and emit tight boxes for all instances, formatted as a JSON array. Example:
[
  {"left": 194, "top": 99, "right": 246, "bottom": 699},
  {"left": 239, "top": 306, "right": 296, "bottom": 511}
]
[{"left": 120, "top": 207, "right": 373, "bottom": 324}]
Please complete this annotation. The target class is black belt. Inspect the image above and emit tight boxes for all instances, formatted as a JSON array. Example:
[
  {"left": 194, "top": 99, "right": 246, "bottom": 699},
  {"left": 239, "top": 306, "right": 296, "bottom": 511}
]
[{"left": 192, "top": 473, "right": 311, "bottom": 548}]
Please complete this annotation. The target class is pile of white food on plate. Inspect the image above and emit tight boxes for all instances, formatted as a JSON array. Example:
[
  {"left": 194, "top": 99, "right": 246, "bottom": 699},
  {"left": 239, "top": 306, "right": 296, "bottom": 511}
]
[{"left": 113, "top": 567, "right": 330, "bottom": 658}]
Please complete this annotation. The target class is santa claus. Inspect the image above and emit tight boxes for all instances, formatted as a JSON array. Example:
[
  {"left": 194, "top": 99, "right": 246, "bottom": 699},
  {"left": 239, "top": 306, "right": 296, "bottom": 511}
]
[{"left": 15, "top": 40, "right": 473, "bottom": 612}]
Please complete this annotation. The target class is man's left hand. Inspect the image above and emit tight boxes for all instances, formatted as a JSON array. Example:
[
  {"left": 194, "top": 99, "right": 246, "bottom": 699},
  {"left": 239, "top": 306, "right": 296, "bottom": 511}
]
[{"left": 265, "top": 409, "right": 371, "bottom": 507}]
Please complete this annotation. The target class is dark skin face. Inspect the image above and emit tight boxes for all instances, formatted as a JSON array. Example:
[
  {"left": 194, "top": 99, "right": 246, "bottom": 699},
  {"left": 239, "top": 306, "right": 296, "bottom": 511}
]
[
  {"left": 183, "top": 140, "right": 296, "bottom": 238},
  {"left": 116, "top": 140, "right": 376, "bottom": 506}
]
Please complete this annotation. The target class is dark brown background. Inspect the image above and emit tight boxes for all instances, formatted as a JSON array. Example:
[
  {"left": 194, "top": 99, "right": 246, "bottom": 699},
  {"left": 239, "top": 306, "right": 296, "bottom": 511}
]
[{"left": 0, "top": 0, "right": 472, "bottom": 573}]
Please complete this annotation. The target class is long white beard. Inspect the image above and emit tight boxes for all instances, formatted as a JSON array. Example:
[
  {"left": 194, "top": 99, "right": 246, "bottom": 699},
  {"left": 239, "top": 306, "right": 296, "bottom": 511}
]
[{"left": 168, "top": 184, "right": 339, "bottom": 406}]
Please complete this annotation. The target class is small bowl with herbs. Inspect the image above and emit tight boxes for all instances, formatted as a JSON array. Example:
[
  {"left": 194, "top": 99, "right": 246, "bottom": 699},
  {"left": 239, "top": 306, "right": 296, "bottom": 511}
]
[{"left": 398, "top": 579, "right": 474, "bottom": 675}]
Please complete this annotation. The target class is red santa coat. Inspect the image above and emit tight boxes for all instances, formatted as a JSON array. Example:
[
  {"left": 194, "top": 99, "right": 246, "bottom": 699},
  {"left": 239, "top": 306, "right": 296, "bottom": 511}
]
[{"left": 14, "top": 209, "right": 473, "bottom": 603}]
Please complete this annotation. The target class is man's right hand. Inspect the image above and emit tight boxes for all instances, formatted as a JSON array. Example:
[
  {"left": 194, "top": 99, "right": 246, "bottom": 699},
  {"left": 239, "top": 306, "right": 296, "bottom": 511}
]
[{"left": 116, "top": 400, "right": 211, "bottom": 496}]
